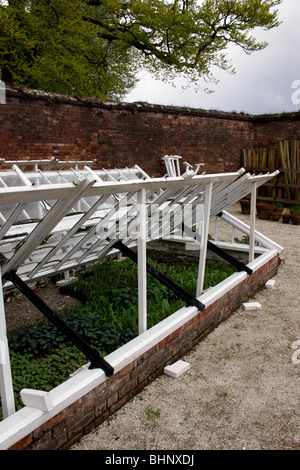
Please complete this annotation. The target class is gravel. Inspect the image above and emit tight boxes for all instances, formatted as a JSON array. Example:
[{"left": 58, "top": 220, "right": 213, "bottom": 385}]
[
  {"left": 70, "top": 203, "right": 300, "bottom": 451},
  {"left": 3, "top": 202, "right": 299, "bottom": 450}
]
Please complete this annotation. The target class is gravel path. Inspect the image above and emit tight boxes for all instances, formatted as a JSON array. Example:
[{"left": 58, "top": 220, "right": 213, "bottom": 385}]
[{"left": 71, "top": 203, "right": 300, "bottom": 451}]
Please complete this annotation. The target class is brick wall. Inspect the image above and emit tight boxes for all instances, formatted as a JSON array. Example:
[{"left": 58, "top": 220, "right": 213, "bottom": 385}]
[
  {"left": 2, "top": 87, "right": 300, "bottom": 177},
  {"left": 9, "top": 253, "right": 280, "bottom": 450},
  {"left": 253, "top": 113, "right": 300, "bottom": 149}
]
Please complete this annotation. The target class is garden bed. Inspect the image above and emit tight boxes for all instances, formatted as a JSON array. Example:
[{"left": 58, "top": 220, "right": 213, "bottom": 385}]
[{"left": 1, "top": 252, "right": 235, "bottom": 418}]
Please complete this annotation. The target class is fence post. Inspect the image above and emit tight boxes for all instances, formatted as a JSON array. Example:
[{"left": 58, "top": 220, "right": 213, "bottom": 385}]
[
  {"left": 0, "top": 264, "right": 15, "bottom": 419},
  {"left": 249, "top": 182, "right": 257, "bottom": 263},
  {"left": 137, "top": 189, "right": 147, "bottom": 334}
]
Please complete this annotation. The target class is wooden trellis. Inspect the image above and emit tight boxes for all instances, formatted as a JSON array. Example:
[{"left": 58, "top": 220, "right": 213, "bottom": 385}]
[{"left": 243, "top": 140, "right": 300, "bottom": 204}]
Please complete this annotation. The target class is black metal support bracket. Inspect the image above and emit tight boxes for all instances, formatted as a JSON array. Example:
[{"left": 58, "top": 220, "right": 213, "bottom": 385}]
[
  {"left": 207, "top": 240, "right": 253, "bottom": 275},
  {"left": 181, "top": 224, "right": 253, "bottom": 275},
  {"left": 2, "top": 268, "right": 114, "bottom": 377},
  {"left": 113, "top": 240, "right": 206, "bottom": 312}
]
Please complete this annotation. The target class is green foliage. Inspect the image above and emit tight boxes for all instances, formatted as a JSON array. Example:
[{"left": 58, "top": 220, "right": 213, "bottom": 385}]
[
  {"left": 0, "top": 0, "right": 282, "bottom": 99},
  {"left": 146, "top": 408, "right": 161, "bottom": 420},
  {"left": 7, "top": 301, "right": 137, "bottom": 356},
  {"left": 8, "top": 257, "right": 235, "bottom": 356},
  {"left": 291, "top": 204, "right": 300, "bottom": 214},
  {"left": 1, "top": 345, "right": 87, "bottom": 417},
  {"left": 0, "top": 0, "right": 137, "bottom": 99},
  {"left": 234, "top": 235, "right": 250, "bottom": 245},
  {"left": 2, "top": 256, "right": 235, "bottom": 419}
]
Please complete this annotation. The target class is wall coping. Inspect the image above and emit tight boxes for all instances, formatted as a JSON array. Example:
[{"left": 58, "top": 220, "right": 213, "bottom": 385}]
[{"left": 5, "top": 85, "right": 300, "bottom": 123}]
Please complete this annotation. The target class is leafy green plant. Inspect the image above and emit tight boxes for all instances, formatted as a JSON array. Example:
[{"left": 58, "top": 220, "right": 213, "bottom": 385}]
[
  {"left": 8, "top": 257, "right": 235, "bottom": 357},
  {"left": 2, "top": 256, "right": 236, "bottom": 421},
  {"left": 8, "top": 307, "right": 136, "bottom": 357},
  {"left": 234, "top": 235, "right": 250, "bottom": 245},
  {"left": 291, "top": 204, "right": 300, "bottom": 215},
  {"left": 0, "top": 345, "right": 87, "bottom": 419},
  {"left": 1, "top": 1, "right": 281, "bottom": 100},
  {"left": 146, "top": 408, "right": 161, "bottom": 421}
]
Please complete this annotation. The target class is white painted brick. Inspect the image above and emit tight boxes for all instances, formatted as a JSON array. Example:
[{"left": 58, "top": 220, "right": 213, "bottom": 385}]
[
  {"left": 164, "top": 360, "right": 190, "bottom": 378},
  {"left": 242, "top": 302, "right": 262, "bottom": 311}
]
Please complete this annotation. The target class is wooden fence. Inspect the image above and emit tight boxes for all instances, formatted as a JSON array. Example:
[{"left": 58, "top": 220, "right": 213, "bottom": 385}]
[{"left": 243, "top": 140, "right": 300, "bottom": 205}]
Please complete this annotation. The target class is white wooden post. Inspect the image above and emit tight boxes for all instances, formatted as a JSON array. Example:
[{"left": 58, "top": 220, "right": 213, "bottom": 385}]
[
  {"left": 214, "top": 216, "right": 218, "bottom": 241},
  {"left": 137, "top": 189, "right": 147, "bottom": 334},
  {"left": 196, "top": 181, "right": 213, "bottom": 297},
  {"left": 249, "top": 182, "right": 257, "bottom": 263},
  {"left": 0, "top": 267, "right": 15, "bottom": 418}
]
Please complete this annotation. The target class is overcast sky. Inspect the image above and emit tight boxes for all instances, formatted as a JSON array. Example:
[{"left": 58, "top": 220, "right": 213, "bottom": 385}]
[{"left": 124, "top": 0, "right": 300, "bottom": 115}]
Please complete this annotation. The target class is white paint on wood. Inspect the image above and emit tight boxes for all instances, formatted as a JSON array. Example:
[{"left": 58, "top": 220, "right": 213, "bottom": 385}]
[
  {"left": 137, "top": 188, "right": 147, "bottom": 334},
  {"left": 0, "top": 270, "right": 15, "bottom": 419},
  {"left": 20, "top": 389, "right": 54, "bottom": 412},
  {"left": 197, "top": 181, "right": 213, "bottom": 296}
]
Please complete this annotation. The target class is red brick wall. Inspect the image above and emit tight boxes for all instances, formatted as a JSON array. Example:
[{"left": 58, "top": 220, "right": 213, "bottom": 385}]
[
  {"left": 253, "top": 114, "right": 300, "bottom": 149},
  {"left": 2, "top": 87, "right": 299, "bottom": 178},
  {"left": 9, "top": 253, "right": 280, "bottom": 450}
]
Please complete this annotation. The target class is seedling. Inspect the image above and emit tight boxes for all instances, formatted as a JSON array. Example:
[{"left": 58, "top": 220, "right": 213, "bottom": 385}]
[{"left": 146, "top": 408, "right": 161, "bottom": 421}]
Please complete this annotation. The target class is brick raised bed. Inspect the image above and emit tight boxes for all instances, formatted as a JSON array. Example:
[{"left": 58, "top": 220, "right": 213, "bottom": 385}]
[{"left": 4, "top": 251, "right": 280, "bottom": 450}]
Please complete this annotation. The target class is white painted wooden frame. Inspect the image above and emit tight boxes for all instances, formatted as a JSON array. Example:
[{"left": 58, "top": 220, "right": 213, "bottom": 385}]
[
  {"left": 0, "top": 267, "right": 15, "bottom": 419},
  {"left": 0, "top": 163, "right": 281, "bottom": 423},
  {"left": 0, "top": 169, "right": 280, "bottom": 288},
  {"left": 196, "top": 181, "right": 213, "bottom": 296},
  {"left": 137, "top": 188, "right": 147, "bottom": 334}
]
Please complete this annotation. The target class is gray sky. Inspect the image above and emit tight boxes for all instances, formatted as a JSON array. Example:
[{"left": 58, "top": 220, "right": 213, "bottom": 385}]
[{"left": 124, "top": 0, "right": 300, "bottom": 115}]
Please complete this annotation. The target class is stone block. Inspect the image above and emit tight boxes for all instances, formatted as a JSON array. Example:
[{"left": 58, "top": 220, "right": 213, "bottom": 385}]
[
  {"left": 164, "top": 360, "right": 190, "bottom": 378},
  {"left": 242, "top": 301, "right": 262, "bottom": 311}
]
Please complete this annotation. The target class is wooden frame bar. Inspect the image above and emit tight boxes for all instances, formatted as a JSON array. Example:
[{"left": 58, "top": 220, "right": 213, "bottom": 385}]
[
  {"left": 249, "top": 182, "right": 257, "bottom": 263},
  {"left": 0, "top": 263, "right": 15, "bottom": 419},
  {"left": 196, "top": 181, "right": 213, "bottom": 297},
  {"left": 1, "top": 176, "right": 95, "bottom": 275},
  {"left": 137, "top": 189, "right": 147, "bottom": 334}
]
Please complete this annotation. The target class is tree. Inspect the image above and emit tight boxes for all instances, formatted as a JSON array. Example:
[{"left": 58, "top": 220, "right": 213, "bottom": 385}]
[
  {"left": 0, "top": 0, "right": 138, "bottom": 99},
  {"left": 0, "top": 0, "right": 282, "bottom": 100}
]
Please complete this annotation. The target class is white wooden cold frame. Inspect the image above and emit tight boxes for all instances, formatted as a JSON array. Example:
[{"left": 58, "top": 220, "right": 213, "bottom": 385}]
[{"left": 0, "top": 161, "right": 282, "bottom": 425}]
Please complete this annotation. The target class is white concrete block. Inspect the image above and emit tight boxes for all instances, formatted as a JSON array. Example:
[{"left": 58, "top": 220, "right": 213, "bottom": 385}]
[
  {"left": 242, "top": 302, "right": 262, "bottom": 311},
  {"left": 20, "top": 389, "right": 54, "bottom": 412},
  {"left": 265, "top": 279, "right": 276, "bottom": 289},
  {"left": 164, "top": 360, "right": 190, "bottom": 378}
]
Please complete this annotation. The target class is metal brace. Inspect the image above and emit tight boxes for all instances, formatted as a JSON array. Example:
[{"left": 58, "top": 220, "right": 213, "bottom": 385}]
[
  {"left": 181, "top": 224, "right": 253, "bottom": 275},
  {"left": 1, "top": 260, "right": 114, "bottom": 377},
  {"left": 113, "top": 240, "right": 206, "bottom": 312}
]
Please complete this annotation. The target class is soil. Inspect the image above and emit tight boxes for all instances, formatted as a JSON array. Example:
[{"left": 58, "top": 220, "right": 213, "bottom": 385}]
[
  {"left": 4, "top": 280, "right": 80, "bottom": 332},
  {"left": 70, "top": 203, "right": 300, "bottom": 451}
]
